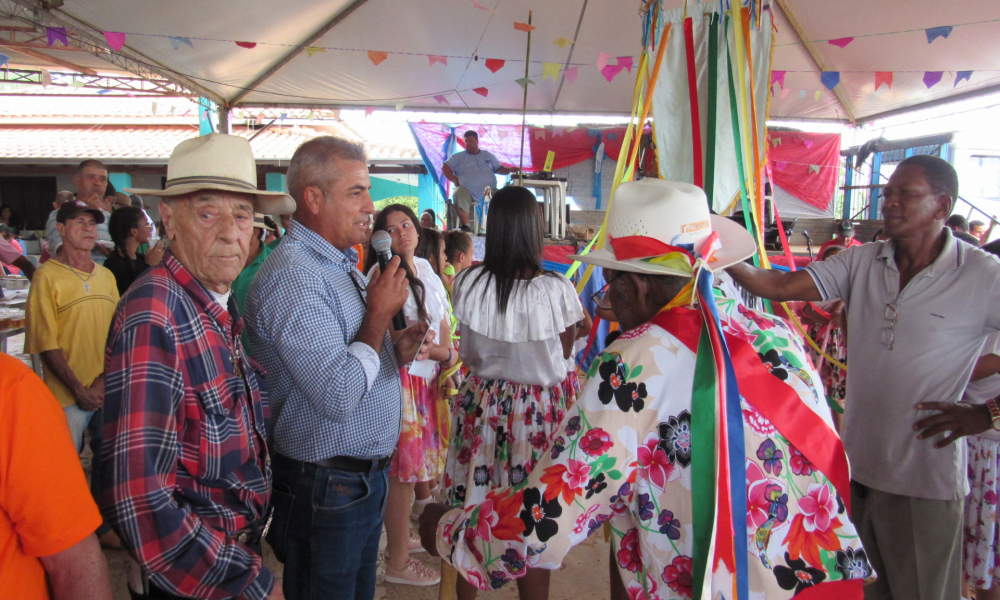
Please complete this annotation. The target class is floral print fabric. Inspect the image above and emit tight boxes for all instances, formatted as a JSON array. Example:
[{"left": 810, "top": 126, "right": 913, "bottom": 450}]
[
  {"left": 436, "top": 289, "right": 871, "bottom": 597},
  {"left": 391, "top": 365, "right": 446, "bottom": 482},
  {"left": 964, "top": 435, "right": 1000, "bottom": 590}
]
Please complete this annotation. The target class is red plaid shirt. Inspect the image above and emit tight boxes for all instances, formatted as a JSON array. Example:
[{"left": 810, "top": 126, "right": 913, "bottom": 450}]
[{"left": 100, "top": 253, "right": 273, "bottom": 600}]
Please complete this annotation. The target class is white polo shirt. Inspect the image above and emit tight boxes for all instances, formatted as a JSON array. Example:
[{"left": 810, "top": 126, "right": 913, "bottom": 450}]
[{"left": 806, "top": 227, "right": 1000, "bottom": 500}]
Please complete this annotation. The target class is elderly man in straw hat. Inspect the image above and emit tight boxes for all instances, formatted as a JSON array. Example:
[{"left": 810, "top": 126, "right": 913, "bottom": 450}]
[
  {"left": 99, "top": 133, "right": 293, "bottom": 600},
  {"left": 419, "top": 179, "right": 872, "bottom": 599}
]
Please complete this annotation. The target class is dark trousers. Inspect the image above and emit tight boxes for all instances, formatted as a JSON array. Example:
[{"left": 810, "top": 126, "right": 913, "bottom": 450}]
[
  {"left": 127, "top": 542, "right": 263, "bottom": 600},
  {"left": 268, "top": 453, "right": 389, "bottom": 600}
]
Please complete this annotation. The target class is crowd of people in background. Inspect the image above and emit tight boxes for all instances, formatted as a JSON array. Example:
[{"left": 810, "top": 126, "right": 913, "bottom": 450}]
[{"left": 5, "top": 137, "right": 1000, "bottom": 600}]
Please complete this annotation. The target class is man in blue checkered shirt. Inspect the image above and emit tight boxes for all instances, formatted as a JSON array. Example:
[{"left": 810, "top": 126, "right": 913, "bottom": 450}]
[{"left": 245, "top": 136, "right": 431, "bottom": 600}]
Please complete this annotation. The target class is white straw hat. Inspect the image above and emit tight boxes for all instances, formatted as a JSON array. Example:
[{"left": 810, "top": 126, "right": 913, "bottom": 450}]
[
  {"left": 126, "top": 133, "right": 295, "bottom": 215},
  {"left": 568, "top": 179, "right": 757, "bottom": 277}
]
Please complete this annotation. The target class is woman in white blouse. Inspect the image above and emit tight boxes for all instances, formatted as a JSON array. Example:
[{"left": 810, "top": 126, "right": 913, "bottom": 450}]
[
  {"left": 366, "top": 204, "right": 455, "bottom": 586},
  {"left": 444, "top": 186, "right": 585, "bottom": 600}
]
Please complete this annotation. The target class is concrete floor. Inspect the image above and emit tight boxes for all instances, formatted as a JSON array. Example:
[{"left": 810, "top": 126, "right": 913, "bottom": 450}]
[{"left": 103, "top": 532, "right": 611, "bottom": 600}]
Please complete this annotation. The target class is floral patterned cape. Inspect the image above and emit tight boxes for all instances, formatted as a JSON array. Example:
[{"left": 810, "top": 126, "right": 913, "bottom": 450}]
[{"left": 436, "top": 287, "right": 873, "bottom": 599}]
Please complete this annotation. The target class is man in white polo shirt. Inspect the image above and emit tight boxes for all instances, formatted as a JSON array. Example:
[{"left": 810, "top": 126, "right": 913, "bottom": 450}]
[{"left": 728, "top": 154, "right": 1000, "bottom": 599}]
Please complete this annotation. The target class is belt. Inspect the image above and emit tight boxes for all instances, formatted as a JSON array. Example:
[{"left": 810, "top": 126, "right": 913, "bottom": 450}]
[
  {"left": 311, "top": 454, "right": 393, "bottom": 473},
  {"left": 233, "top": 506, "right": 273, "bottom": 546}
]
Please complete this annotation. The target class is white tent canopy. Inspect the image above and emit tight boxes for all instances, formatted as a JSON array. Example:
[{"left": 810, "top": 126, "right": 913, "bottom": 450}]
[{"left": 1, "top": 0, "right": 999, "bottom": 122}]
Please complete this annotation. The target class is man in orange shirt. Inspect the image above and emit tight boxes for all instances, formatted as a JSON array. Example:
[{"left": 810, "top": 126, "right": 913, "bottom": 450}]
[{"left": 0, "top": 353, "right": 112, "bottom": 600}]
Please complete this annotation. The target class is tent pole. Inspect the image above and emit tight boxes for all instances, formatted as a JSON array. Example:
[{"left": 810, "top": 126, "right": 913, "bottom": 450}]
[{"left": 518, "top": 10, "right": 532, "bottom": 185}]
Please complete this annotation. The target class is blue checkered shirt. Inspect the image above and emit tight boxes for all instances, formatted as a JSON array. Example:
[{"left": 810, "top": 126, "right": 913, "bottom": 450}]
[{"left": 244, "top": 221, "right": 401, "bottom": 462}]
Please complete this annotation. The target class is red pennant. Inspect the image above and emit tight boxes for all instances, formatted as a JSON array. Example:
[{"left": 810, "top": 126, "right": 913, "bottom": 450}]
[
  {"left": 874, "top": 71, "right": 893, "bottom": 90},
  {"left": 473, "top": 87, "right": 489, "bottom": 97},
  {"left": 485, "top": 58, "right": 505, "bottom": 73},
  {"left": 235, "top": 41, "right": 257, "bottom": 49},
  {"left": 513, "top": 22, "right": 536, "bottom": 32},
  {"left": 367, "top": 50, "right": 388, "bottom": 66}
]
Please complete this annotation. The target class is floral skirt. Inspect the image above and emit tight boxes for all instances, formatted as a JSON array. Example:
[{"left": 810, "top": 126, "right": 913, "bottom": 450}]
[
  {"left": 964, "top": 435, "right": 1000, "bottom": 589},
  {"left": 443, "top": 373, "right": 578, "bottom": 508},
  {"left": 390, "top": 365, "right": 447, "bottom": 483}
]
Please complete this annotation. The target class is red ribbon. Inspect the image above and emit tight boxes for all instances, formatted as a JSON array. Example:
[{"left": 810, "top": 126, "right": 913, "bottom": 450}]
[
  {"left": 608, "top": 235, "right": 694, "bottom": 262},
  {"left": 684, "top": 17, "right": 704, "bottom": 188}
]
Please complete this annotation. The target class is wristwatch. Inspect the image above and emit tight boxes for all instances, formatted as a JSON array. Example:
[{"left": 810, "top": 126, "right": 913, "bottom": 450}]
[{"left": 988, "top": 398, "right": 1000, "bottom": 432}]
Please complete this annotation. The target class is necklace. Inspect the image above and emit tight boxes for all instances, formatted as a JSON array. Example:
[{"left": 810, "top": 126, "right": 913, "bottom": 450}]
[{"left": 63, "top": 262, "right": 96, "bottom": 294}]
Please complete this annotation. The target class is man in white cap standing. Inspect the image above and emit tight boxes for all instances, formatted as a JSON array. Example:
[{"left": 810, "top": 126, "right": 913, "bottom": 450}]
[
  {"left": 100, "top": 133, "right": 295, "bottom": 600},
  {"left": 419, "top": 180, "right": 871, "bottom": 599}
]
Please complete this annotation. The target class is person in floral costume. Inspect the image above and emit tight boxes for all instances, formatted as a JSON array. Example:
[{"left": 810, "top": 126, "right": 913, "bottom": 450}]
[{"left": 420, "top": 180, "right": 872, "bottom": 599}]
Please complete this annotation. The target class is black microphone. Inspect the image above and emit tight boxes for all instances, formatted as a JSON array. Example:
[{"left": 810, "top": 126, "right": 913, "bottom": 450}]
[{"left": 370, "top": 230, "right": 408, "bottom": 331}]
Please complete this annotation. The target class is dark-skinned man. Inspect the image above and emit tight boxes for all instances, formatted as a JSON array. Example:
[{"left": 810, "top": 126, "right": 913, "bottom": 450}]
[{"left": 727, "top": 154, "right": 1000, "bottom": 599}]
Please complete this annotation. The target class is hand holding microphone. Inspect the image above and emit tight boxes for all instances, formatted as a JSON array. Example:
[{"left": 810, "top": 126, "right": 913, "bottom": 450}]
[{"left": 369, "top": 230, "right": 409, "bottom": 330}]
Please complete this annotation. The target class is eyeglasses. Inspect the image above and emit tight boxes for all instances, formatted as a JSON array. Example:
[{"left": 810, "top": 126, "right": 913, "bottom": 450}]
[
  {"left": 591, "top": 283, "right": 611, "bottom": 310},
  {"left": 882, "top": 302, "right": 897, "bottom": 350}
]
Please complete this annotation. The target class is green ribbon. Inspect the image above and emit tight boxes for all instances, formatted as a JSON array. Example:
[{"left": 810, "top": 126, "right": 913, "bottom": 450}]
[{"left": 690, "top": 324, "right": 717, "bottom": 599}]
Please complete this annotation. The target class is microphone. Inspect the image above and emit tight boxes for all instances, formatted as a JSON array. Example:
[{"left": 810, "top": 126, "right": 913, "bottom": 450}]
[{"left": 370, "top": 230, "right": 408, "bottom": 331}]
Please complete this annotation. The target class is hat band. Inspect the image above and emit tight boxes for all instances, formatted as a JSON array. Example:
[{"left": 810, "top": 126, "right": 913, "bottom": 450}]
[{"left": 165, "top": 175, "right": 258, "bottom": 192}]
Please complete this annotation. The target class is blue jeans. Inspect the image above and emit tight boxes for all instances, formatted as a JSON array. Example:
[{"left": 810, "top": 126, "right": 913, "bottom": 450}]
[
  {"left": 268, "top": 453, "right": 388, "bottom": 600},
  {"left": 64, "top": 404, "right": 111, "bottom": 536}
]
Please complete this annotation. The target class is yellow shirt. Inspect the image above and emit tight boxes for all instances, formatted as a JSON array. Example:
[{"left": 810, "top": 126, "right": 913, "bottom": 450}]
[{"left": 25, "top": 260, "right": 119, "bottom": 408}]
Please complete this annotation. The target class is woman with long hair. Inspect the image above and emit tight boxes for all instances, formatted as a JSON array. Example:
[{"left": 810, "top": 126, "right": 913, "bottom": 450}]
[
  {"left": 104, "top": 206, "right": 163, "bottom": 295},
  {"left": 365, "top": 204, "right": 455, "bottom": 586},
  {"left": 443, "top": 186, "right": 585, "bottom": 600}
]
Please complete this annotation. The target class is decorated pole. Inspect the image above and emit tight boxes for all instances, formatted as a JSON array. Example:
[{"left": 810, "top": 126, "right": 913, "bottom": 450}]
[{"left": 517, "top": 10, "right": 532, "bottom": 185}]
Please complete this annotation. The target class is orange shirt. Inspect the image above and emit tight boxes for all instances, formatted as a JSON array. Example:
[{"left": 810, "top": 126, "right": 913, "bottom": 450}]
[{"left": 0, "top": 354, "right": 102, "bottom": 600}]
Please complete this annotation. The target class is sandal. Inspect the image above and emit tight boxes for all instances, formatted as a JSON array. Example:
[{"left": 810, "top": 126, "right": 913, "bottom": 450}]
[{"left": 385, "top": 558, "right": 441, "bottom": 586}]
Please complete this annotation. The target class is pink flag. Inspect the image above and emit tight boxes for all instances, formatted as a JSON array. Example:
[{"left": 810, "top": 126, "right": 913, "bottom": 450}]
[
  {"left": 364, "top": 106, "right": 375, "bottom": 117},
  {"left": 616, "top": 56, "right": 633, "bottom": 74},
  {"left": 600, "top": 64, "right": 624, "bottom": 82},
  {"left": 802, "top": 140, "right": 814, "bottom": 148},
  {"left": 433, "top": 94, "right": 449, "bottom": 104},
  {"left": 770, "top": 70, "right": 786, "bottom": 88},
  {"left": 563, "top": 66, "right": 578, "bottom": 83},
  {"left": 827, "top": 37, "right": 854, "bottom": 48},
  {"left": 775, "top": 161, "right": 789, "bottom": 170},
  {"left": 781, "top": 87, "right": 791, "bottom": 100},
  {"left": 104, "top": 31, "right": 126, "bottom": 51},
  {"left": 473, "top": 87, "right": 489, "bottom": 97},
  {"left": 596, "top": 52, "right": 610, "bottom": 70},
  {"left": 428, "top": 55, "right": 448, "bottom": 67}
]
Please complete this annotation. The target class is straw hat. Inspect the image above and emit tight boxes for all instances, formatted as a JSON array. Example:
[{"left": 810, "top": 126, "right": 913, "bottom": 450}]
[
  {"left": 568, "top": 179, "right": 756, "bottom": 277},
  {"left": 126, "top": 133, "right": 295, "bottom": 215}
]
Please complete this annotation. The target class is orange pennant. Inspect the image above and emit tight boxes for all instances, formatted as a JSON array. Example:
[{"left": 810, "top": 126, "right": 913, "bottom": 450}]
[
  {"left": 368, "top": 50, "right": 388, "bottom": 66},
  {"left": 513, "top": 22, "right": 536, "bottom": 32}
]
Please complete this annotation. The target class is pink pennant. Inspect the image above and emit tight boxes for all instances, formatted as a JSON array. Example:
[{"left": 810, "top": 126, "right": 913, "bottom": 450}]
[
  {"left": 600, "top": 64, "right": 624, "bottom": 82},
  {"left": 485, "top": 58, "right": 504, "bottom": 73},
  {"left": 563, "top": 67, "right": 578, "bottom": 83},
  {"left": 827, "top": 37, "right": 854, "bottom": 48},
  {"left": 775, "top": 161, "right": 789, "bottom": 170},
  {"left": 364, "top": 106, "right": 375, "bottom": 117},
  {"left": 428, "top": 55, "right": 448, "bottom": 67},
  {"left": 597, "top": 51, "right": 610, "bottom": 70},
  {"left": 770, "top": 70, "right": 786, "bottom": 88},
  {"left": 433, "top": 94, "right": 449, "bottom": 104},
  {"left": 780, "top": 87, "right": 791, "bottom": 100},
  {"left": 235, "top": 41, "right": 257, "bottom": 49},
  {"left": 104, "top": 31, "right": 126, "bottom": 51},
  {"left": 802, "top": 140, "right": 814, "bottom": 148},
  {"left": 616, "top": 56, "right": 633, "bottom": 74},
  {"left": 472, "top": 0, "right": 490, "bottom": 9},
  {"left": 875, "top": 71, "right": 893, "bottom": 90},
  {"left": 473, "top": 87, "right": 489, "bottom": 97}
]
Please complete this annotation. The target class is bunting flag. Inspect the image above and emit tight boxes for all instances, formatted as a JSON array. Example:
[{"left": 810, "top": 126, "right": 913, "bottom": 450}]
[
  {"left": 151, "top": 102, "right": 157, "bottom": 115},
  {"left": 40, "top": 69, "right": 51, "bottom": 87},
  {"left": 395, "top": 101, "right": 405, "bottom": 111},
  {"left": 875, "top": 71, "right": 893, "bottom": 90},
  {"left": 542, "top": 62, "right": 561, "bottom": 81},
  {"left": 306, "top": 46, "right": 327, "bottom": 57},
  {"left": 775, "top": 160, "right": 788, "bottom": 170},
  {"left": 554, "top": 36, "right": 572, "bottom": 48},
  {"left": 827, "top": 37, "right": 854, "bottom": 48},
  {"left": 46, "top": 27, "right": 68, "bottom": 47},
  {"left": 780, "top": 87, "right": 791, "bottom": 99},
  {"left": 432, "top": 94, "right": 449, "bottom": 104},
  {"left": 533, "top": 128, "right": 547, "bottom": 139},
  {"left": 814, "top": 90, "right": 821, "bottom": 101},
  {"left": 428, "top": 55, "right": 448, "bottom": 66},
  {"left": 820, "top": 71, "right": 840, "bottom": 90},
  {"left": 771, "top": 137, "right": 782, "bottom": 147},
  {"left": 499, "top": 130, "right": 509, "bottom": 138},
  {"left": 97, "top": 89, "right": 110, "bottom": 95},
  {"left": 955, "top": 70, "right": 973, "bottom": 86},
  {"left": 600, "top": 64, "right": 624, "bottom": 82},
  {"left": 925, "top": 26, "right": 953, "bottom": 43},
  {"left": 0, "top": 53, "right": 8, "bottom": 68},
  {"left": 799, "top": 89, "right": 807, "bottom": 99},
  {"left": 169, "top": 36, "right": 193, "bottom": 50},
  {"left": 515, "top": 77, "right": 535, "bottom": 88},
  {"left": 104, "top": 31, "right": 126, "bottom": 51},
  {"left": 364, "top": 106, "right": 375, "bottom": 116},
  {"left": 473, "top": 86, "right": 489, "bottom": 97},
  {"left": 307, "top": 110, "right": 315, "bottom": 121},
  {"left": 802, "top": 139, "right": 814, "bottom": 148},
  {"left": 472, "top": 0, "right": 490, "bottom": 10},
  {"left": 235, "top": 41, "right": 257, "bottom": 49},
  {"left": 808, "top": 164, "right": 821, "bottom": 174},
  {"left": 485, "top": 58, "right": 505, "bottom": 73},
  {"left": 367, "top": 50, "right": 387, "bottom": 65},
  {"left": 596, "top": 51, "right": 610, "bottom": 70},
  {"left": 70, "top": 80, "right": 85, "bottom": 88},
  {"left": 770, "top": 70, "right": 785, "bottom": 88},
  {"left": 617, "top": 56, "right": 634, "bottom": 73},
  {"left": 923, "top": 71, "right": 943, "bottom": 88},
  {"left": 513, "top": 22, "right": 536, "bottom": 32},
  {"left": 563, "top": 66, "right": 578, "bottom": 83}
]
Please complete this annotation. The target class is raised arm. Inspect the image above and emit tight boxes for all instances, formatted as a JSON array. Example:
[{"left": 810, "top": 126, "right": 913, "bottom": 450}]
[{"left": 725, "top": 261, "right": 822, "bottom": 302}]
